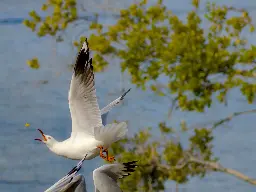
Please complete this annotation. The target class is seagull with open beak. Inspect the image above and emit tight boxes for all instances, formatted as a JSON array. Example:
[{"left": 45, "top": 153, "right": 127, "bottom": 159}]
[
  {"left": 35, "top": 129, "right": 47, "bottom": 142},
  {"left": 34, "top": 39, "right": 129, "bottom": 162},
  {"left": 35, "top": 128, "right": 57, "bottom": 148}
]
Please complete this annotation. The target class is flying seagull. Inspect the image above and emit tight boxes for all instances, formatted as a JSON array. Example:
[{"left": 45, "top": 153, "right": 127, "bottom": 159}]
[
  {"left": 35, "top": 39, "right": 130, "bottom": 162},
  {"left": 45, "top": 153, "right": 137, "bottom": 192}
]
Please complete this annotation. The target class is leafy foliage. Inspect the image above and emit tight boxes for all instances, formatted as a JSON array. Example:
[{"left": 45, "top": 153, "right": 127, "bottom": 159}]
[
  {"left": 86, "top": 0, "right": 256, "bottom": 111},
  {"left": 24, "top": 0, "right": 256, "bottom": 111},
  {"left": 109, "top": 122, "right": 216, "bottom": 191},
  {"left": 24, "top": 0, "right": 256, "bottom": 190},
  {"left": 23, "top": 0, "right": 77, "bottom": 37}
]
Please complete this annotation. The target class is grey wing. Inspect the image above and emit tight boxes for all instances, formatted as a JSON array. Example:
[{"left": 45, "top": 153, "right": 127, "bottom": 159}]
[
  {"left": 100, "top": 88, "right": 131, "bottom": 116},
  {"left": 44, "top": 173, "right": 77, "bottom": 192},
  {"left": 47, "top": 174, "right": 86, "bottom": 192},
  {"left": 93, "top": 161, "right": 137, "bottom": 192},
  {"left": 61, "top": 175, "right": 87, "bottom": 192},
  {"left": 93, "top": 170, "right": 122, "bottom": 192},
  {"left": 45, "top": 156, "right": 87, "bottom": 192}
]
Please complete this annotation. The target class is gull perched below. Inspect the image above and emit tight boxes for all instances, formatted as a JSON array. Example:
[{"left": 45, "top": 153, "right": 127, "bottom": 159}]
[
  {"left": 45, "top": 153, "right": 137, "bottom": 192},
  {"left": 35, "top": 39, "right": 129, "bottom": 162}
]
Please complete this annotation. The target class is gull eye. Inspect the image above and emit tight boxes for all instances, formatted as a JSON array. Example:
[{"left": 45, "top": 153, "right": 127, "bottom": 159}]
[{"left": 48, "top": 137, "right": 51, "bottom": 140}]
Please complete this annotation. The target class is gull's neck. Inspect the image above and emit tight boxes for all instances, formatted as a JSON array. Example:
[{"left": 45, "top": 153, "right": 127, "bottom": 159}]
[{"left": 47, "top": 140, "right": 69, "bottom": 157}]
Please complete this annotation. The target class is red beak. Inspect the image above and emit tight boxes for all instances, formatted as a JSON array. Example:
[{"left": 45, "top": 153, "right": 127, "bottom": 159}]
[{"left": 35, "top": 129, "right": 47, "bottom": 142}]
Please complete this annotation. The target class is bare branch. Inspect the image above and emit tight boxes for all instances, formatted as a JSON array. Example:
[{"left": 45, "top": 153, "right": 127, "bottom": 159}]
[
  {"left": 189, "top": 155, "right": 256, "bottom": 185},
  {"left": 211, "top": 109, "right": 256, "bottom": 129},
  {"left": 175, "top": 153, "right": 256, "bottom": 185},
  {"left": 168, "top": 97, "right": 178, "bottom": 120},
  {"left": 174, "top": 159, "right": 188, "bottom": 169}
]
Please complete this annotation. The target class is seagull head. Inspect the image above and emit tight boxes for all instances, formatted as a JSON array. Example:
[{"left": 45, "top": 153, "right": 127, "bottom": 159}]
[{"left": 34, "top": 129, "right": 56, "bottom": 147}]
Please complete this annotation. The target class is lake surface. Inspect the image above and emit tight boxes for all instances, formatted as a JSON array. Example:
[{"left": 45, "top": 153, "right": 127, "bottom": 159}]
[{"left": 0, "top": 0, "right": 255, "bottom": 191}]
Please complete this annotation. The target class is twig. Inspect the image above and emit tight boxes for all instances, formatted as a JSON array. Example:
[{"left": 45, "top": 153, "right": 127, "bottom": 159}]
[
  {"left": 211, "top": 109, "right": 256, "bottom": 129},
  {"left": 189, "top": 155, "right": 256, "bottom": 185},
  {"left": 175, "top": 153, "right": 256, "bottom": 185},
  {"left": 168, "top": 97, "right": 178, "bottom": 120}
]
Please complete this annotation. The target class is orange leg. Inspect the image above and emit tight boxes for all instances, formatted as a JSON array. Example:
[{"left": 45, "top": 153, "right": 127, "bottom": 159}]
[
  {"left": 97, "top": 146, "right": 115, "bottom": 162},
  {"left": 97, "top": 146, "right": 107, "bottom": 159},
  {"left": 103, "top": 148, "right": 115, "bottom": 163}
]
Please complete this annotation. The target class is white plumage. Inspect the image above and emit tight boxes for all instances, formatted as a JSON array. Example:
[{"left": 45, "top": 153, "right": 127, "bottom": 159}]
[{"left": 35, "top": 39, "right": 130, "bottom": 162}]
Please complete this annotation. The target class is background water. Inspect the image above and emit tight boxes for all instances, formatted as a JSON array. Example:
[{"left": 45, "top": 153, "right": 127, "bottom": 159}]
[{"left": 0, "top": 0, "right": 255, "bottom": 191}]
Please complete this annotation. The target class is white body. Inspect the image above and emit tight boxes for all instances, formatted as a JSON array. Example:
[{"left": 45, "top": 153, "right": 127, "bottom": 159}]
[{"left": 48, "top": 136, "right": 102, "bottom": 160}]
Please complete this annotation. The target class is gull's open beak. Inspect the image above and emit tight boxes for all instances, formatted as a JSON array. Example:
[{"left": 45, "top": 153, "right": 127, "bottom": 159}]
[{"left": 34, "top": 129, "right": 47, "bottom": 142}]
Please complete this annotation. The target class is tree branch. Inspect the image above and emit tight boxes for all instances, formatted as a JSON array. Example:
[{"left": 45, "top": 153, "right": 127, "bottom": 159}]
[
  {"left": 175, "top": 153, "right": 256, "bottom": 185},
  {"left": 211, "top": 109, "right": 256, "bottom": 129},
  {"left": 168, "top": 97, "right": 178, "bottom": 120}
]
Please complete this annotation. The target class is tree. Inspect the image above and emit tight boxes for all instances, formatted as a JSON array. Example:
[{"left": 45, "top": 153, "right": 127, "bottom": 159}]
[{"left": 24, "top": 0, "right": 256, "bottom": 191}]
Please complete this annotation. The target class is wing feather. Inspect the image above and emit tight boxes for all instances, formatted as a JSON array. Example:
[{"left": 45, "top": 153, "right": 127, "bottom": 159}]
[
  {"left": 93, "top": 161, "right": 137, "bottom": 182},
  {"left": 69, "top": 39, "right": 102, "bottom": 136},
  {"left": 100, "top": 88, "right": 131, "bottom": 115}
]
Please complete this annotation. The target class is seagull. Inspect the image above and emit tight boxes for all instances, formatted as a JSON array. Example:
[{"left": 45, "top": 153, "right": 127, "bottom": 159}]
[
  {"left": 35, "top": 39, "right": 130, "bottom": 162},
  {"left": 45, "top": 153, "right": 137, "bottom": 192}
]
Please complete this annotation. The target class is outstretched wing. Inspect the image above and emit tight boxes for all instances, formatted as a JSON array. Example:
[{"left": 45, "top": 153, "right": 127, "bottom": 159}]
[
  {"left": 45, "top": 156, "right": 87, "bottom": 192},
  {"left": 69, "top": 39, "right": 102, "bottom": 137},
  {"left": 100, "top": 88, "right": 131, "bottom": 126},
  {"left": 44, "top": 174, "right": 84, "bottom": 192},
  {"left": 100, "top": 88, "right": 131, "bottom": 116},
  {"left": 93, "top": 161, "right": 137, "bottom": 192}
]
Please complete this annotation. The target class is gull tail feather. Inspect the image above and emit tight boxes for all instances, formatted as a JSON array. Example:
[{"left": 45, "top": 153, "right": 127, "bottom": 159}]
[{"left": 94, "top": 122, "right": 128, "bottom": 146}]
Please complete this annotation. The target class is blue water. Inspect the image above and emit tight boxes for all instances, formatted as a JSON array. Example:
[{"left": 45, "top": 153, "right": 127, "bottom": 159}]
[{"left": 0, "top": 0, "right": 255, "bottom": 191}]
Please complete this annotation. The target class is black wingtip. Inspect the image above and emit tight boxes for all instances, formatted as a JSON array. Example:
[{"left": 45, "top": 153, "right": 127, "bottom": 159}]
[
  {"left": 120, "top": 88, "right": 131, "bottom": 100},
  {"left": 68, "top": 177, "right": 73, "bottom": 183},
  {"left": 121, "top": 161, "right": 138, "bottom": 177},
  {"left": 123, "top": 160, "right": 138, "bottom": 165},
  {"left": 82, "top": 154, "right": 88, "bottom": 162},
  {"left": 67, "top": 166, "right": 77, "bottom": 176},
  {"left": 66, "top": 154, "right": 87, "bottom": 176},
  {"left": 74, "top": 38, "right": 90, "bottom": 76},
  {"left": 81, "top": 38, "right": 89, "bottom": 51}
]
